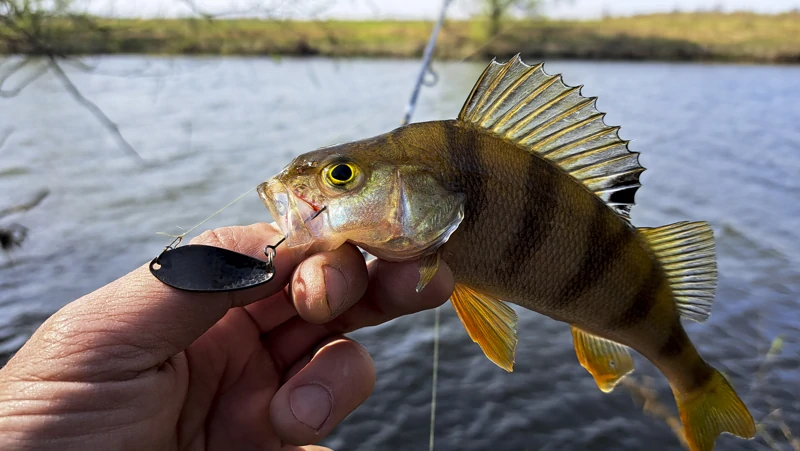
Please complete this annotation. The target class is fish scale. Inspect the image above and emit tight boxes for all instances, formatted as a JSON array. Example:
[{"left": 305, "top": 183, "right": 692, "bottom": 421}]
[{"left": 258, "top": 55, "right": 755, "bottom": 451}]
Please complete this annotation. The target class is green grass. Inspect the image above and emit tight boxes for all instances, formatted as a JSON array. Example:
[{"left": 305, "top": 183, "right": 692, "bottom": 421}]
[{"left": 2, "top": 12, "right": 799, "bottom": 63}]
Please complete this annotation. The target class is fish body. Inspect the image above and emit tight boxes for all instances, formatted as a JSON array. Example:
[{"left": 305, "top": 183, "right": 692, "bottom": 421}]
[{"left": 258, "top": 56, "right": 755, "bottom": 451}]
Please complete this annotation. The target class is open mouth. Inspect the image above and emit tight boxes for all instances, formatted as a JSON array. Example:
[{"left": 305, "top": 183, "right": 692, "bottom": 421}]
[{"left": 257, "top": 179, "right": 316, "bottom": 249}]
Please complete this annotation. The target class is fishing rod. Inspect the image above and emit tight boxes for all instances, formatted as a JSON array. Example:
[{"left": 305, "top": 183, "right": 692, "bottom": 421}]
[
  {"left": 151, "top": 1, "right": 454, "bottom": 445},
  {"left": 399, "top": 1, "right": 453, "bottom": 450},
  {"left": 402, "top": 0, "right": 453, "bottom": 127}
]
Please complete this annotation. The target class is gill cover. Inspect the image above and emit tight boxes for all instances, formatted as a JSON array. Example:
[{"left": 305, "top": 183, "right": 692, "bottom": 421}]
[{"left": 358, "top": 166, "right": 465, "bottom": 261}]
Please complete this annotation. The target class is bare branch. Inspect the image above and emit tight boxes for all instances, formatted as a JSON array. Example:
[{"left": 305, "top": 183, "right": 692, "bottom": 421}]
[
  {"left": 60, "top": 56, "right": 98, "bottom": 73},
  {"left": 47, "top": 57, "right": 145, "bottom": 164},
  {"left": 178, "top": 0, "right": 277, "bottom": 19},
  {"left": 0, "top": 57, "right": 30, "bottom": 89},
  {"left": 0, "top": 61, "right": 48, "bottom": 97},
  {"left": 0, "top": 127, "right": 12, "bottom": 151},
  {"left": 61, "top": 57, "right": 179, "bottom": 79},
  {"left": 621, "top": 377, "right": 689, "bottom": 449},
  {"left": 0, "top": 189, "right": 49, "bottom": 221}
]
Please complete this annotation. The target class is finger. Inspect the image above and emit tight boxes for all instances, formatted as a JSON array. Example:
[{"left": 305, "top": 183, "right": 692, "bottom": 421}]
[
  {"left": 325, "top": 257, "right": 455, "bottom": 333},
  {"left": 263, "top": 257, "right": 453, "bottom": 374},
  {"left": 242, "top": 287, "right": 298, "bottom": 333},
  {"left": 15, "top": 223, "right": 304, "bottom": 380},
  {"left": 270, "top": 337, "right": 375, "bottom": 446},
  {"left": 290, "top": 243, "right": 368, "bottom": 324},
  {"left": 266, "top": 316, "right": 331, "bottom": 374},
  {"left": 281, "top": 446, "right": 333, "bottom": 451}
]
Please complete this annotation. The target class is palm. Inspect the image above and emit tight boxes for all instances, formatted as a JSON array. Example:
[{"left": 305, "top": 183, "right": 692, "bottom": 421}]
[
  {"left": 175, "top": 306, "right": 285, "bottom": 450},
  {"left": 0, "top": 225, "right": 453, "bottom": 451}
]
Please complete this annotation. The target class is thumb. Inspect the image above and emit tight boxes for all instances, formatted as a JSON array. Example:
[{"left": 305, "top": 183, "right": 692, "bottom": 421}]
[{"left": 8, "top": 223, "right": 301, "bottom": 381}]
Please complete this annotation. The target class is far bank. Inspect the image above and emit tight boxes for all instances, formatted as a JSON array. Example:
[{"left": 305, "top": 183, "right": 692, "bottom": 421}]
[{"left": 1, "top": 12, "right": 799, "bottom": 63}]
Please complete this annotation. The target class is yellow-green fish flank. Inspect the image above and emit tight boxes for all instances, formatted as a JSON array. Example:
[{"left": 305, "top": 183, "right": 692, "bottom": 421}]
[{"left": 258, "top": 55, "right": 756, "bottom": 451}]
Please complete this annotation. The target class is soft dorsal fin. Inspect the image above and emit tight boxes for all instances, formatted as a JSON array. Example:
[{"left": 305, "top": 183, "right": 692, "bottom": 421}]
[
  {"left": 458, "top": 54, "right": 644, "bottom": 220},
  {"left": 639, "top": 221, "right": 717, "bottom": 322}
]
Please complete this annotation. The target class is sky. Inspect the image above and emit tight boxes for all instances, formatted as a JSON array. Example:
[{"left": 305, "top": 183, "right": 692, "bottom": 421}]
[{"left": 84, "top": 0, "right": 800, "bottom": 19}]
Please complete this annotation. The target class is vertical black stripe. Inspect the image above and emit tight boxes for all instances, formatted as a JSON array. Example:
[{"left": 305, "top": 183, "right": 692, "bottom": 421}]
[
  {"left": 606, "top": 262, "right": 662, "bottom": 329},
  {"left": 497, "top": 156, "right": 560, "bottom": 280},
  {"left": 443, "top": 122, "right": 484, "bottom": 235},
  {"left": 658, "top": 320, "right": 715, "bottom": 392},
  {"left": 658, "top": 320, "right": 689, "bottom": 358},
  {"left": 554, "top": 202, "right": 631, "bottom": 310}
]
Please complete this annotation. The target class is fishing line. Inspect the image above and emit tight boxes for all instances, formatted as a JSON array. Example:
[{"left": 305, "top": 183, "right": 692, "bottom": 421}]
[
  {"left": 156, "top": 186, "right": 256, "bottom": 248},
  {"left": 429, "top": 305, "right": 441, "bottom": 451},
  {"left": 399, "top": 1, "right": 453, "bottom": 450}
]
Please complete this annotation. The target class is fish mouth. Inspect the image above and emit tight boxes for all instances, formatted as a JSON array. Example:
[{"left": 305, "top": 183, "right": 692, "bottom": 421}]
[{"left": 257, "top": 179, "right": 316, "bottom": 249}]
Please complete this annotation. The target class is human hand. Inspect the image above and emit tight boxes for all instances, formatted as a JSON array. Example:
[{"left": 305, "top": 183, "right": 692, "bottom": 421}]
[{"left": 0, "top": 223, "right": 454, "bottom": 450}]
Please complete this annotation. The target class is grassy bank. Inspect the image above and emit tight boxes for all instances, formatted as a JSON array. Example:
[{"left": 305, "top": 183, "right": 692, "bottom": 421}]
[{"left": 2, "top": 12, "right": 800, "bottom": 63}]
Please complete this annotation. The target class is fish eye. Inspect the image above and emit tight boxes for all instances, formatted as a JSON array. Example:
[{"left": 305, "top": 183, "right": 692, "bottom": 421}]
[{"left": 325, "top": 162, "right": 357, "bottom": 186}]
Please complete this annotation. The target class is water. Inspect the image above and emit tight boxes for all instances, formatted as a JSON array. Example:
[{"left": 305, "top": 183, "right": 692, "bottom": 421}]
[{"left": 1, "top": 56, "right": 799, "bottom": 450}]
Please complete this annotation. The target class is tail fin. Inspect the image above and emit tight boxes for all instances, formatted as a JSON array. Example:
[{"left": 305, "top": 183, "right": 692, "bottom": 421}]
[
  {"left": 673, "top": 369, "right": 756, "bottom": 451},
  {"left": 639, "top": 221, "right": 717, "bottom": 322}
]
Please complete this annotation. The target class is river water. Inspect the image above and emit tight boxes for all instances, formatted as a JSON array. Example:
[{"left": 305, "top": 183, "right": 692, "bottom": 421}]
[{"left": 1, "top": 56, "right": 798, "bottom": 450}]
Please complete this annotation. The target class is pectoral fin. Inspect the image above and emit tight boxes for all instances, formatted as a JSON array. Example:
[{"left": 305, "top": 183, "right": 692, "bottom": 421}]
[
  {"left": 417, "top": 252, "right": 440, "bottom": 293},
  {"left": 571, "top": 326, "right": 634, "bottom": 393},
  {"left": 450, "top": 284, "right": 518, "bottom": 372}
]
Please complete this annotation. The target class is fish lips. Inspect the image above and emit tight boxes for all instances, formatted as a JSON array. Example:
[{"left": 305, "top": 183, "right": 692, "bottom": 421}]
[{"left": 257, "top": 179, "right": 315, "bottom": 250}]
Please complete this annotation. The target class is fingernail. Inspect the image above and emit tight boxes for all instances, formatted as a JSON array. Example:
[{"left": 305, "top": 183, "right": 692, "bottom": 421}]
[
  {"left": 323, "top": 265, "right": 347, "bottom": 315},
  {"left": 290, "top": 383, "right": 333, "bottom": 431}
]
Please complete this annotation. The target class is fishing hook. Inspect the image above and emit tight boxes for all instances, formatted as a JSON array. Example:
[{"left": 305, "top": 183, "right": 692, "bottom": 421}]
[{"left": 150, "top": 206, "right": 327, "bottom": 292}]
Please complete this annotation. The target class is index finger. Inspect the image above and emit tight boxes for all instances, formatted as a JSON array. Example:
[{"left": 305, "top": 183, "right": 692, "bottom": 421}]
[
  {"left": 263, "top": 257, "right": 454, "bottom": 372},
  {"left": 326, "top": 257, "right": 455, "bottom": 333},
  {"left": 11, "top": 223, "right": 302, "bottom": 381}
]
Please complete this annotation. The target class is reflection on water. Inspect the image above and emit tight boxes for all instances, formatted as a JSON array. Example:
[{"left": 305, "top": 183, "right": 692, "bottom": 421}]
[{"left": 1, "top": 56, "right": 799, "bottom": 450}]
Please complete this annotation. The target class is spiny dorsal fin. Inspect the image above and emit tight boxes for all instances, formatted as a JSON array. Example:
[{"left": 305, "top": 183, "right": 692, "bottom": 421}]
[
  {"left": 458, "top": 54, "right": 644, "bottom": 221},
  {"left": 639, "top": 222, "right": 717, "bottom": 322},
  {"left": 571, "top": 326, "right": 634, "bottom": 393},
  {"left": 450, "top": 283, "right": 518, "bottom": 372}
]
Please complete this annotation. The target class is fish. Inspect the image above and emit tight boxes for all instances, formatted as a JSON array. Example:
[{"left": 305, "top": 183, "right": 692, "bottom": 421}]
[{"left": 257, "top": 55, "right": 756, "bottom": 451}]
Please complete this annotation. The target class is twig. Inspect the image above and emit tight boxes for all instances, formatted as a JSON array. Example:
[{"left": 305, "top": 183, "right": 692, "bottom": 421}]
[
  {"left": 46, "top": 57, "right": 145, "bottom": 163},
  {"left": 621, "top": 377, "right": 689, "bottom": 449},
  {"left": 759, "top": 423, "right": 787, "bottom": 451},
  {"left": 0, "top": 61, "right": 48, "bottom": 97},
  {"left": 0, "top": 127, "right": 12, "bottom": 151},
  {"left": 0, "top": 57, "right": 30, "bottom": 89},
  {"left": 0, "top": 189, "right": 49, "bottom": 220},
  {"left": 750, "top": 335, "right": 799, "bottom": 450},
  {"left": 1, "top": 3, "right": 145, "bottom": 162},
  {"left": 178, "top": 0, "right": 277, "bottom": 20}
]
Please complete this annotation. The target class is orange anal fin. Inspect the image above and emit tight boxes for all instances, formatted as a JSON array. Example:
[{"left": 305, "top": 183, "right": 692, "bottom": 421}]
[
  {"left": 450, "top": 284, "right": 518, "bottom": 372},
  {"left": 571, "top": 325, "right": 634, "bottom": 393}
]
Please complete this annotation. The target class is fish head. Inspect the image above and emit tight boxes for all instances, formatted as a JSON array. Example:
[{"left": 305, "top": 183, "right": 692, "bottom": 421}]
[{"left": 258, "top": 134, "right": 464, "bottom": 260}]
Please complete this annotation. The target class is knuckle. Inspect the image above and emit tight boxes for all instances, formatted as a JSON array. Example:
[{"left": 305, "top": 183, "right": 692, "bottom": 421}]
[
  {"left": 193, "top": 228, "right": 227, "bottom": 248},
  {"left": 40, "top": 309, "right": 92, "bottom": 348}
]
